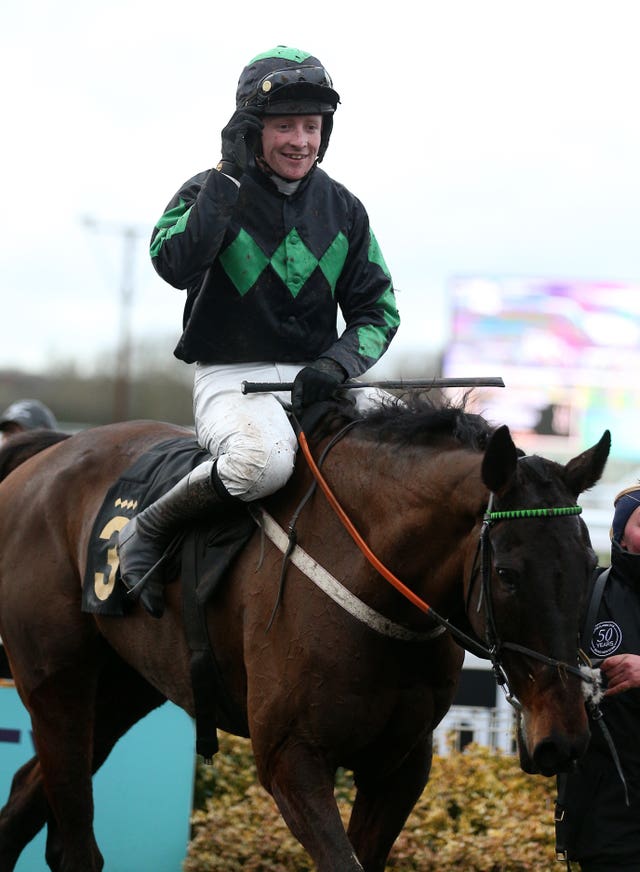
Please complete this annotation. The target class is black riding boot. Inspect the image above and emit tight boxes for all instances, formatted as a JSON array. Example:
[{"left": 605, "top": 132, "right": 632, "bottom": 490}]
[{"left": 117, "top": 459, "right": 234, "bottom": 618}]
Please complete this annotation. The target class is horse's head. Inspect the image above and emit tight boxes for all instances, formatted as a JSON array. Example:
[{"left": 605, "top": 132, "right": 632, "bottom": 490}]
[{"left": 465, "top": 425, "right": 611, "bottom": 776}]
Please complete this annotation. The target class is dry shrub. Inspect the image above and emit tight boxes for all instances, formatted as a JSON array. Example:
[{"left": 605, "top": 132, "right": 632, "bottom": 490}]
[{"left": 184, "top": 733, "right": 556, "bottom": 872}]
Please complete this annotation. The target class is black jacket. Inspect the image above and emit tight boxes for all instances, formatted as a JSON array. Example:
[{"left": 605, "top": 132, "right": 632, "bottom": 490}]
[
  {"left": 150, "top": 164, "right": 400, "bottom": 376},
  {"left": 564, "top": 542, "right": 640, "bottom": 865}
]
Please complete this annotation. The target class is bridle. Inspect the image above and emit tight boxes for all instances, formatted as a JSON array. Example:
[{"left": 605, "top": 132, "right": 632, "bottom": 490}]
[
  {"left": 471, "top": 494, "right": 588, "bottom": 709},
  {"left": 293, "top": 422, "right": 596, "bottom": 711}
]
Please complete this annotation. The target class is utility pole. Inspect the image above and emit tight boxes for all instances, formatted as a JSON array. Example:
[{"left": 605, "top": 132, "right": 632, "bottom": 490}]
[{"left": 82, "top": 217, "right": 146, "bottom": 421}]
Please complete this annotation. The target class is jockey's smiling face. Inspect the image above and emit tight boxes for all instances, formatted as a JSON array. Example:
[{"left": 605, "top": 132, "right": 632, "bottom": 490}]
[{"left": 260, "top": 115, "right": 322, "bottom": 180}]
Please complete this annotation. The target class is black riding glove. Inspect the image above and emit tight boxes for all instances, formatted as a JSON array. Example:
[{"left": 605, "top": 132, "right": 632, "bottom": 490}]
[
  {"left": 217, "top": 108, "right": 264, "bottom": 180},
  {"left": 291, "top": 358, "right": 347, "bottom": 418}
]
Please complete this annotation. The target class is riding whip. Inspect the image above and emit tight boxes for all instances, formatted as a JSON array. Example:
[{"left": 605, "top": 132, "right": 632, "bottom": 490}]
[{"left": 241, "top": 376, "right": 505, "bottom": 394}]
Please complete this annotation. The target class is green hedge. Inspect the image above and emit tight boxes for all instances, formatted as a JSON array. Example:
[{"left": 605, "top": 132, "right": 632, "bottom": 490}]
[{"left": 185, "top": 733, "right": 557, "bottom": 872}]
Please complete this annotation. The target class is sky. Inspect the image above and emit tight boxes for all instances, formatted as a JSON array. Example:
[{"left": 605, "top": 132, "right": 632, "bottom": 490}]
[{"left": 2, "top": 0, "right": 640, "bottom": 377}]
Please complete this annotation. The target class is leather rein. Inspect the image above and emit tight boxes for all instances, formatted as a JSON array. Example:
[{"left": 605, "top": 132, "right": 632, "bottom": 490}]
[{"left": 294, "top": 421, "right": 595, "bottom": 710}]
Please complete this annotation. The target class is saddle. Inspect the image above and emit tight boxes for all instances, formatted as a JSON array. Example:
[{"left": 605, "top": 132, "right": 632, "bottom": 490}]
[{"left": 83, "top": 436, "right": 255, "bottom": 760}]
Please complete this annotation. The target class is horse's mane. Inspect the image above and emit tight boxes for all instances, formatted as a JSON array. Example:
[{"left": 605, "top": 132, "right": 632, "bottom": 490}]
[
  {"left": 312, "top": 392, "right": 496, "bottom": 452},
  {"left": 0, "top": 429, "right": 71, "bottom": 482}
]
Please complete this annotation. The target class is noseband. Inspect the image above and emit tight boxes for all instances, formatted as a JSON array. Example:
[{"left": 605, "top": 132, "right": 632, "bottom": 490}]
[{"left": 295, "top": 423, "right": 596, "bottom": 711}]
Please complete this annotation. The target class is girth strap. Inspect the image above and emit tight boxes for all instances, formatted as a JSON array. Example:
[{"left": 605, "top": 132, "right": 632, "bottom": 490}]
[
  {"left": 181, "top": 530, "right": 220, "bottom": 763},
  {"left": 179, "top": 514, "right": 255, "bottom": 763}
]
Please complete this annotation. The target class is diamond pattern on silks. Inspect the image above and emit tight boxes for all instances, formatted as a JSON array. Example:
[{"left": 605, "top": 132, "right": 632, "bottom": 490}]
[
  {"left": 271, "top": 228, "right": 319, "bottom": 298},
  {"left": 318, "top": 232, "right": 348, "bottom": 295},
  {"left": 220, "top": 228, "right": 349, "bottom": 298},
  {"left": 219, "top": 229, "right": 270, "bottom": 296}
]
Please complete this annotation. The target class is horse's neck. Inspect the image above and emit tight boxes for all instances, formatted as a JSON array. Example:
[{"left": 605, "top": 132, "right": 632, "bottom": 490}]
[{"left": 293, "top": 438, "right": 485, "bottom": 612}]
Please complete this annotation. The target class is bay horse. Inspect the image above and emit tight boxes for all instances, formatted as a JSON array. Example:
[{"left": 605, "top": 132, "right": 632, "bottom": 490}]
[{"left": 0, "top": 396, "right": 610, "bottom": 872}]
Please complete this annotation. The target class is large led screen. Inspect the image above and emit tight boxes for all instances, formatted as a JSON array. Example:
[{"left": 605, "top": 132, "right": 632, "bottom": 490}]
[{"left": 442, "top": 276, "right": 640, "bottom": 460}]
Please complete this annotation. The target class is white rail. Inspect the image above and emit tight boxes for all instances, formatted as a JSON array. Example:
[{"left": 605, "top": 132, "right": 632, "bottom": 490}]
[{"left": 434, "top": 705, "right": 517, "bottom": 754}]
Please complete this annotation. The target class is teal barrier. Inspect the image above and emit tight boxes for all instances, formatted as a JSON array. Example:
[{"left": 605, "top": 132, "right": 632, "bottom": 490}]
[{"left": 0, "top": 681, "right": 195, "bottom": 872}]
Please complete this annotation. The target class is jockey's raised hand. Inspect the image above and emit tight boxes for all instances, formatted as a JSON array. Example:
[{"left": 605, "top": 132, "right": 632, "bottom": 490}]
[{"left": 217, "top": 108, "right": 264, "bottom": 180}]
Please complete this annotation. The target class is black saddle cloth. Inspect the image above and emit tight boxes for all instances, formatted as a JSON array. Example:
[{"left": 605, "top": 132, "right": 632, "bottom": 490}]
[{"left": 82, "top": 436, "right": 254, "bottom": 616}]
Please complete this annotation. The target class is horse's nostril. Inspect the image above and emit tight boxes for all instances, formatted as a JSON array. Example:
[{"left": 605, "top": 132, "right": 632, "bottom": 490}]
[
  {"left": 534, "top": 734, "right": 588, "bottom": 776},
  {"left": 533, "top": 739, "right": 562, "bottom": 776}
]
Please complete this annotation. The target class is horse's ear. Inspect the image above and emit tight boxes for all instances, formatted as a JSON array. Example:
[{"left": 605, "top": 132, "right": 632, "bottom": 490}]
[
  {"left": 564, "top": 429, "right": 611, "bottom": 498},
  {"left": 481, "top": 425, "right": 519, "bottom": 494}
]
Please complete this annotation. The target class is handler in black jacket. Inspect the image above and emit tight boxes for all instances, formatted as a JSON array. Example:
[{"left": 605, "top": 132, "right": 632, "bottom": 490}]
[
  {"left": 117, "top": 45, "right": 400, "bottom": 618},
  {"left": 562, "top": 485, "right": 640, "bottom": 871}
]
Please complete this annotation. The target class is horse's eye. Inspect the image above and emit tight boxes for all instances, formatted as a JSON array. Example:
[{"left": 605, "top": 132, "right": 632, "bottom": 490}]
[{"left": 495, "top": 566, "right": 518, "bottom": 592}]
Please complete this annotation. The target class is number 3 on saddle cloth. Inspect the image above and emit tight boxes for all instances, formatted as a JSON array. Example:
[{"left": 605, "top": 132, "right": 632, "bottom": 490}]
[{"left": 83, "top": 437, "right": 255, "bottom": 617}]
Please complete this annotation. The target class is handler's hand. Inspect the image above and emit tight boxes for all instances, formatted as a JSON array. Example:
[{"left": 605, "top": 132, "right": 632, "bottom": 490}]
[
  {"left": 601, "top": 653, "right": 640, "bottom": 696},
  {"left": 218, "top": 108, "right": 264, "bottom": 180},
  {"left": 292, "top": 358, "right": 347, "bottom": 418}
]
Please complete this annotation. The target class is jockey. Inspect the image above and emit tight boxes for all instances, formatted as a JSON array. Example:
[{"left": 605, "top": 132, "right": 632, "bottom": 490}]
[{"left": 117, "top": 45, "right": 400, "bottom": 617}]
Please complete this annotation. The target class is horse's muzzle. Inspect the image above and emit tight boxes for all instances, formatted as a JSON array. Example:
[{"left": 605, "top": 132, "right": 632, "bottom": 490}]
[{"left": 517, "top": 717, "right": 590, "bottom": 777}]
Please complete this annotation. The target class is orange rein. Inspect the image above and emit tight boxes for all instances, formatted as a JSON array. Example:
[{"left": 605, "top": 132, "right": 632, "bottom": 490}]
[{"left": 298, "top": 429, "right": 433, "bottom": 616}]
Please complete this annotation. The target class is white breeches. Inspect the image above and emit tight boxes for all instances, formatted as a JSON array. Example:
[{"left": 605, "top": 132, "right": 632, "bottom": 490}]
[{"left": 193, "top": 361, "right": 386, "bottom": 502}]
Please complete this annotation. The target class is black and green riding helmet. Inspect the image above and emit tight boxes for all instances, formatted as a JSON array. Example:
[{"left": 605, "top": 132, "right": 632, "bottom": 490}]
[{"left": 236, "top": 46, "right": 340, "bottom": 162}]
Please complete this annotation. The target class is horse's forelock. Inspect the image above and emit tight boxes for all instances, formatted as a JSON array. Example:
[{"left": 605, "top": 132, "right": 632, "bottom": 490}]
[
  {"left": 516, "top": 454, "right": 563, "bottom": 488},
  {"left": 502, "top": 453, "right": 577, "bottom": 508}
]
